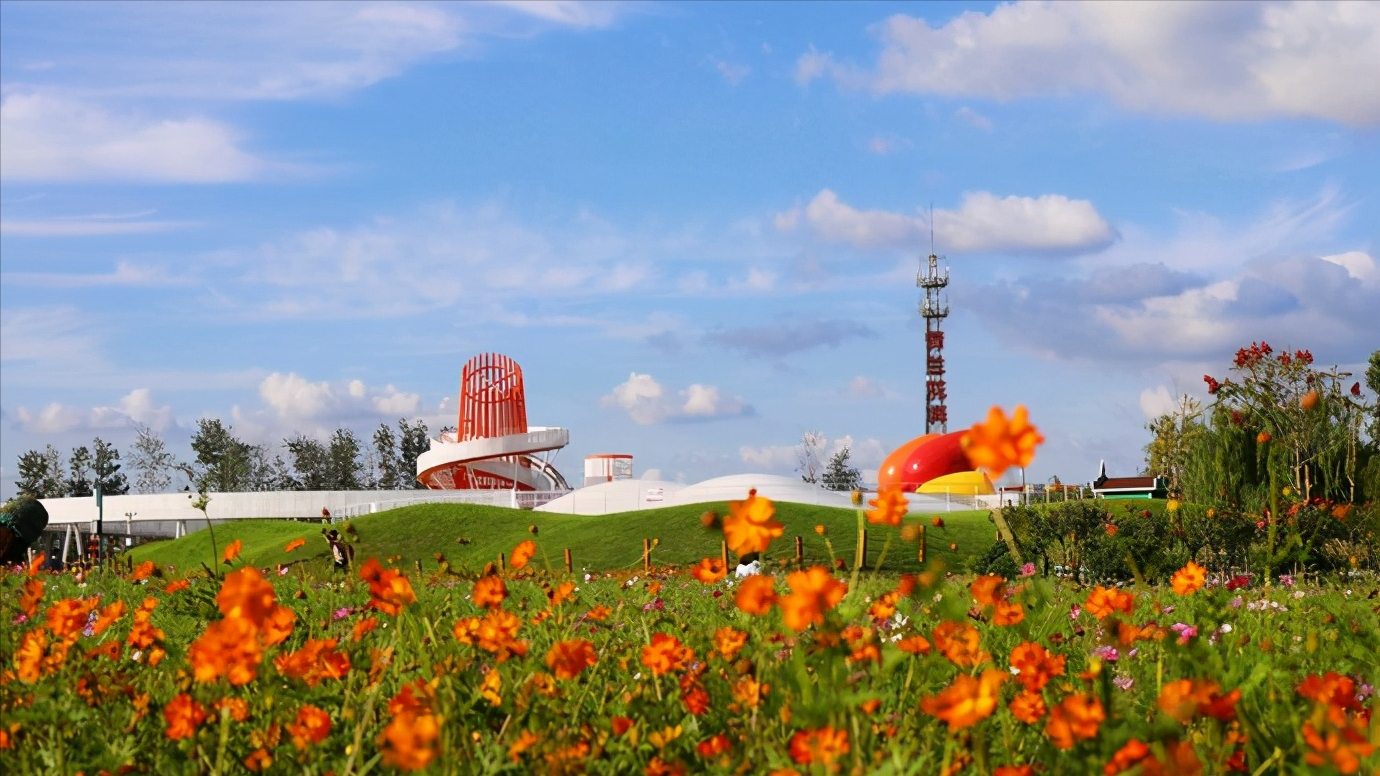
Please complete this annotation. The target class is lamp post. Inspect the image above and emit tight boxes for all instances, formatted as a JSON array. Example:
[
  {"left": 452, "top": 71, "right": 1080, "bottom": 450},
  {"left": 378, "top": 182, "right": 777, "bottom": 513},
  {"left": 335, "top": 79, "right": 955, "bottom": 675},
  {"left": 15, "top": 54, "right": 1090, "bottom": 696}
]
[{"left": 95, "top": 483, "right": 104, "bottom": 560}]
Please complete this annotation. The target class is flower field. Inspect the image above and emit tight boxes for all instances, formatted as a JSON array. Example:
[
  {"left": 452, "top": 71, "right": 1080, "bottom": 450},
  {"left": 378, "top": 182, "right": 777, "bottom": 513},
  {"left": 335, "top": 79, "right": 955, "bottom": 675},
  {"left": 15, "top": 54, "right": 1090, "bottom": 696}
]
[{"left": 3, "top": 403, "right": 1378, "bottom": 775}]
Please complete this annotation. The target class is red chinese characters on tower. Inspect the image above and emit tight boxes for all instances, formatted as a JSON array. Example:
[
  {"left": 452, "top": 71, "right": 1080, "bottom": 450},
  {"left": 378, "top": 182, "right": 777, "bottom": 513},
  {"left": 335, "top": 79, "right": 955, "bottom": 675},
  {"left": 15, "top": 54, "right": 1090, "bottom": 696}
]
[
  {"left": 926, "top": 380, "right": 947, "bottom": 402},
  {"left": 926, "top": 405, "right": 948, "bottom": 425},
  {"left": 926, "top": 355, "right": 945, "bottom": 376},
  {"left": 925, "top": 330, "right": 944, "bottom": 352}
]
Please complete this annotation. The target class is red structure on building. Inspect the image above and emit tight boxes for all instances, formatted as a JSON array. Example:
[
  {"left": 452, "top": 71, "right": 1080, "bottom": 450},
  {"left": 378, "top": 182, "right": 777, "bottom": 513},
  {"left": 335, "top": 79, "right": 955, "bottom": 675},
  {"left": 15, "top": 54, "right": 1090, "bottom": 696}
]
[
  {"left": 918, "top": 247, "right": 950, "bottom": 434},
  {"left": 416, "top": 353, "right": 570, "bottom": 491}
]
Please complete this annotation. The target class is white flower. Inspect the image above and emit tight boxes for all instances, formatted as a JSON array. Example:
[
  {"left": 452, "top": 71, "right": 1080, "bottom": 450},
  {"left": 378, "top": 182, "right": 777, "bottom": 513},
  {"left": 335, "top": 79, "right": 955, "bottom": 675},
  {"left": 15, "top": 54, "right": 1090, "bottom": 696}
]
[{"left": 1219, "top": 623, "right": 1232, "bottom": 633}]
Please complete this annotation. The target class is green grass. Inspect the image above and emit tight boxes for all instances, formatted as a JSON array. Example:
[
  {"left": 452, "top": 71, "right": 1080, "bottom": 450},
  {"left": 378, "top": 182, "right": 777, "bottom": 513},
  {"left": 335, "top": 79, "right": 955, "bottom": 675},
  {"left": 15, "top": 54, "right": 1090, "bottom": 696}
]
[{"left": 129, "top": 501, "right": 998, "bottom": 576}]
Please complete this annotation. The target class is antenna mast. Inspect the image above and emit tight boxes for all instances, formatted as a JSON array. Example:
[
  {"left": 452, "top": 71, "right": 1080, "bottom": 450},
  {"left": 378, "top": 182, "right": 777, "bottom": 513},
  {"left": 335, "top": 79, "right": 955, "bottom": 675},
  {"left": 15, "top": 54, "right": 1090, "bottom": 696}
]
[{"left": 918, "top": 207, "right": 949, "bottom": 434}]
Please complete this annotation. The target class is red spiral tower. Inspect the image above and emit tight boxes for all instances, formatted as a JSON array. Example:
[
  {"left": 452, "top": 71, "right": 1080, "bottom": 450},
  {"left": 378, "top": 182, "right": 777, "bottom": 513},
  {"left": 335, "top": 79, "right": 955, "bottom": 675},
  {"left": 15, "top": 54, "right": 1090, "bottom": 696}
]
[{"left": 416, "top": 353, "right": 569, "bottom": 491}]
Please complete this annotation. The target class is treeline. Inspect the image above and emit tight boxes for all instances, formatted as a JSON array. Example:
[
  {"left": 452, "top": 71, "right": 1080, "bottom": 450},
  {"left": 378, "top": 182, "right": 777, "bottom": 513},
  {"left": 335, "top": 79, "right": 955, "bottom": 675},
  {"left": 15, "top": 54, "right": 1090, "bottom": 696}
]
[
  {"left": 1144, "top": 346, "right": 1380, "bottom": 510},
  {"left": 14, "top": 418, "right": 436, "bottom": 499}
]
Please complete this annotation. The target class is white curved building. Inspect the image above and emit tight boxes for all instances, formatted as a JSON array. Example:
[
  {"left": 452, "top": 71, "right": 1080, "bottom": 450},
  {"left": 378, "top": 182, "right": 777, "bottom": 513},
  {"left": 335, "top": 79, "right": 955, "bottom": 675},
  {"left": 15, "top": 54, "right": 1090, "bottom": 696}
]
[
  {"left": 536, "top": 479, "right": 683, "bottom": 515},
  {"left": 668, "top": 473, "right": 855, "bottom": 509}
]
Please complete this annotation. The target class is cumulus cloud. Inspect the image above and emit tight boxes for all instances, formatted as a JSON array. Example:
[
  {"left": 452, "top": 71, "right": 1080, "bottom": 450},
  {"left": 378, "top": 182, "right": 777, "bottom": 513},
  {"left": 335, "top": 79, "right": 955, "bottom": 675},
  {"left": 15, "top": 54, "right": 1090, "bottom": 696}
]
[
  {"left": 258, "top": 373, "right": 420, "bottom": 423},
  {"left": 0, "top": 94, "right": 269, "bottom": 183},
  {"left": 1138, "top": 386, "right": 1178, "bottom": 420},
  {"left": 797, "top": 1, "right": 1380, "bottom": 126},
  {"left": 847, "top": 376, "right": 888, "bottom": 399},
  {"left": 703, "top": 319, "right": 876, "bottom": 357},
  {"left": 601, "top": 373, "right": 753, "bottom": 425},
  {"left": 711, "top": 58, "right": 752, "bottom": 85},
  {"left": 13, "top": 388, "right": 176, "bottom": 435},
  {"left": 739, "top": 433, "right": 886, "bottom": 474},
  {"left": 739, "top": 444, "right": 797, "bottom": 469},
  {"left": 776, "top": 189, "right": 1115, "bottom": 255}
]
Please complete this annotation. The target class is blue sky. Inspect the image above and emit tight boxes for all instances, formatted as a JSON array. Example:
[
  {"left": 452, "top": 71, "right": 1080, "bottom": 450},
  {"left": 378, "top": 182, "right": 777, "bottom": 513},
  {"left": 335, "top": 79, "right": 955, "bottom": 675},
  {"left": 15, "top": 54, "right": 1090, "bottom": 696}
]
[{"left": 2, "top": 0, "right": 1377, "bottom": 497}]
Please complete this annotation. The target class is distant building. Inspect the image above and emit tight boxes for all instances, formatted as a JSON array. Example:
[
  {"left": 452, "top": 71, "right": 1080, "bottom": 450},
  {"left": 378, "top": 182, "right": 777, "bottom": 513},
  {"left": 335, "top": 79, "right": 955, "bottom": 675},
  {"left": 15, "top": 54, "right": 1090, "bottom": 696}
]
[{"left": 1090, "top": 461, "right": 1167, "bottom": 500}]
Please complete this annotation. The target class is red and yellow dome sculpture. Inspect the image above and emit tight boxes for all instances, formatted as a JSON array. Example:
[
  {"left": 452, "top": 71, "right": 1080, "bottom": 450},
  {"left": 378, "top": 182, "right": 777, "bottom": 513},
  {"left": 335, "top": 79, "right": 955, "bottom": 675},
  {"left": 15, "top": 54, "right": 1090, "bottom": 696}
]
[{"left": 877, "top": 431, "right": 994, "bottom": 495}]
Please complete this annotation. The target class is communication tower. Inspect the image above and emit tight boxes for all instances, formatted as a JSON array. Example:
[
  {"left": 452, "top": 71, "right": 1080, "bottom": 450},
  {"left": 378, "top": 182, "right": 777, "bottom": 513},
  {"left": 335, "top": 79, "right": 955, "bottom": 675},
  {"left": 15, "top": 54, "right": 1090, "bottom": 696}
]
[{"left": 918, "top": 226, "right": 950, "bottom": 434}]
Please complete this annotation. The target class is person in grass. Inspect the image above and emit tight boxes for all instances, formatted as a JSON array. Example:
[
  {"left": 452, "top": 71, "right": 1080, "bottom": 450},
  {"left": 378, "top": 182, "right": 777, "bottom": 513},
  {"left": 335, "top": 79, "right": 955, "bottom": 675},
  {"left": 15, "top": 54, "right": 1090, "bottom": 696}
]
[{"left": 325, "top": 529, "right": 352, "bottom": 573}]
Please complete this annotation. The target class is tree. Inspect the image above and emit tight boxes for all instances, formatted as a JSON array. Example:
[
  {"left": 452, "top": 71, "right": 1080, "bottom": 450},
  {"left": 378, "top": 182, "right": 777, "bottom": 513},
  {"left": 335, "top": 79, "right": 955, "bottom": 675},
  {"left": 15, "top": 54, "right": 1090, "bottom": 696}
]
[
  {"left": 1366, "top": 349, "right": 1380, "bottom": 442},
  {"left": 129, "top": 423, "right": 176, "bottom": 494},
  {"left": 398, "top": 419, "right": 430, "bottom": 489},
  {"left": 245, "top": 443, "right": 290, "bottom": 491},
  {"left": 66, "top": 445, "right": 93, "bottom": 497},
  {"left": 1142, "top": 394, "right": 1204, "bottom": 494},
  {"left": 326, "top": 428, "right": 363, "bottom": 490},
  {"left": 795, "top": 431, "right": 826, "bottom": 484},
  {"left": 92, "top": 437, "right": 129, "bottom": 495},
  {"left": 285, "top": 435, "right": 329, "bottom": 491},
  {"left": 15, "top": 446, "right": 65, "bottom": 498},
  {"left": 821, "top": 446, "right": 862, "bottom": 491},
  {"left": 372, "top": 422, "right": 401, "bottom": 490},
  {"left": 190, "top": 418, "right": 252, "bottom": 492}
]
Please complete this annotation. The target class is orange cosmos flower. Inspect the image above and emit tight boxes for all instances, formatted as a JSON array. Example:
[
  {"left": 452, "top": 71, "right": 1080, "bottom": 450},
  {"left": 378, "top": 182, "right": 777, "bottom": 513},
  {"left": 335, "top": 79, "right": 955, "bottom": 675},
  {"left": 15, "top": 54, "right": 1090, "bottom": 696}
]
[
  {"left": 548, "top": 581, "right": 576, "bottom": 607},
  {"left": 714, "top": 627, "right": 748, "bottom": 661},
  {"left": 932, "top": 621, "right": 989, "bottom": 667},
  {"left": 352, "top": 616, "right": 379, "bottom": 643},
  {"left": 994, "top": 768, "right": 1035, "bottom": 776},
  {"left": 1157, "top": 679, "right": 1240, "bottom": 724},
  {"left": 969, "top": 575, "right": 1007, "bottom": 607},
  {"left": 1010, "top": 689, "right": 1048, "bottom": 724},
  {"left": 163, "top": 579, "right": 189, "bottom": 594},
  {"left": 642, "top": 633, "right": 693, "bottom": 676},
  {"left": 1085, "top": 586, "right": 1135, "bottom": 619},
  {"left": 961, "top": 405, "right": 1045, "bottom": 479},
  {"left": 1045, "top": 694, "right": 1105, "bottom": 750},
  {"left": 15, "top": 629, "right": 47, "bottom": 683},
  {"left": 697, "top": 733, "right": 732, "bottom": 758},
  {"left": 27, "top": 552, "right": 45, "bottom": 576},
  {"left": 509, "top": 540, "right": 536, "bottom": 570},
  {"left": 91, "top": 599, "right": 127, "bottom": 636},
  {"left": 735, "top": 574, "right": 777, "bottom": 615},
  {"left": 284, "top": 538, "right": 306, "bottom": 553},
  {"left": 222, "top": 539, "right": 242, "bottom": 564},
  {"left": 1104, "top": 739, "right": 1152, "bottom": 775},
  {"left": 475, "top": 609, "right": 528, "bottom": 661},
  {"left": 287, "top": 705, "right": 331, "bottom": 750},
  {"left": 546, "top": 639, "right": 598, "bottom": 680},
  {"left": 612, "top": 717, "right": 634, "bottom": 737},
  {"left": 164, "top": 693, "right": 208, "bottom": 740},
  {"left": 244, "top": 749, "right": 273, "bottom": 772},
  {"left": 274, "top": 638, "right": 351, "bottom": 686},
  {"left": 259, "top": 603, "right": 296, "bottom": 647},
  {"left": 189, "top": 616, "right": 264, "bottom": 685},
  {"left": 479, "top": 669, "right": 502, "bottom": 706},
  {"left": 472, "top": 575, "right": 507, "bottom": 609},
  {"left": 46, "top": 597, "right": 99, "bottom": 641},
  {"left": 212, "top": 697, "right": 249, "bottom": 722},
  {"left": 217, "top": 567, "right": 278, "bottom": 626},
  {"left": 586, "top": 604, "right": 612, "bottom": 621},
  {"left": 722, "top": 489, "right": 784, "bottom": 555},
  {"left": 897, "top": 635, "right": 932, "bottom": 654},
  {"left": 921, "top": 669, "right": 1007, "bottom": 730},
  {"left": 1009, "top": 642, "right": 1066, "bottom": 691},
  {"left": 993, "top": 600, "right": 1025, "bottom": 626},
  {"left": 691, "top": 557, "right": 727, "bottom": 584},
  {"left": 1257, "top": 431, "right": 1271, "bottom": 444},
  {"left": 359, "top": 558, "right": 417, "bottom": 615},
  {"left": 1303, "top": 719, "right": 1375, "bottom": 774},
  {"left": 780, "top": 566, "right": 848, "bottom": 631},
  {"left": 866, "top": 485, "right": 909, "bottom": 527},
  {"left": 132, "top": 561, "right": 155, "bottom": 581},
  {"left": 380, "top": 709, "right": 439, "bottom": 771},
  {"left": 1170, "top": 561, "right": 1206, "bottom": 596},
  {"left": 789, "top": 726, "right": 850, "bottom": 768},
  {"left": 1296, "top": 672, "right": 1363, "bottom": 716},
  {"left": 19, "top": 578, "right": 44, "bottom": 617}
]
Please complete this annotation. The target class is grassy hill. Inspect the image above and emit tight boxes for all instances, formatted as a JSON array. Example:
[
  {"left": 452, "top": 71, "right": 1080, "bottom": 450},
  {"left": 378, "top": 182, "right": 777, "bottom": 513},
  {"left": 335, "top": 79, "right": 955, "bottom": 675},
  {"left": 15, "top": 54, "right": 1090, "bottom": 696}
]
[{"left": 129, "top": 500, "right": 997, "bottom": 577}]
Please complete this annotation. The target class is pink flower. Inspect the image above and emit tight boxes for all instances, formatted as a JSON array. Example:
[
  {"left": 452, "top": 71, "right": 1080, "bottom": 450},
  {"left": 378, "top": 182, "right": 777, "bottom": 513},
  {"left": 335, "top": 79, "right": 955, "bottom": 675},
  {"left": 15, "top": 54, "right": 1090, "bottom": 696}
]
[
  {"left": 333, "top": 607, "right": 353, "bottom": 620},
  {"left": 1069, "top": 604, "right": 1082, "bottom": 620},
  {"left": 1020, "top": 563, "right": 1037, "bottom": 578},
  {"left": 1092, "top": 646, "right": 1120, "bottom": 662},
  {"left": 1170, "top": 622, "right": 1198, "bottom": 645}
]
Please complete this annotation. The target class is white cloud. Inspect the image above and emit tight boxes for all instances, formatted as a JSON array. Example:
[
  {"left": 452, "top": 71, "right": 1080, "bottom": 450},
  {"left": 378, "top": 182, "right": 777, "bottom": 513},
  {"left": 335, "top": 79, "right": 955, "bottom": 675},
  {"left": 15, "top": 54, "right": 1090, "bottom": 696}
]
[
  {"left": 602, "top": 373, "right": 753, "bottom": 425},
  {"left": 847, "top": 376, "right": 886, "bottom": 398},
  {"left": 1138, "top": 386, "right": 1177, "bottom": 420},
  {"left": 710, "top": 57, "right": 752, "bottom": 85},
  {"left": 739, "top": 444, "right": 797, "bottom": 470},
  {"left": 798, "top": 1, "right": 1380, "bottom": 126},
  {"left": 955, "top": 106, "right": 993, "bottom": 131},
  {"left": 776, "top": 189, "right": 1115, "bottom": 254},
  {"left": 0, "top": 218, "right": 193, "bottom": 237},
  {"left": 255, "top": 372, "right": 421, "bottom": 425},
  {"left": 13, "top": 388, "right": 175, "bottom": 435},
  {"left": 2, "top": 261, "right": 193, "bottom": 288},
  {"left": 0, "top": 94, "right": 268, "bottom": 183},
  {"left": 492, "top": 0, "right": 624, "bottom": 29}
]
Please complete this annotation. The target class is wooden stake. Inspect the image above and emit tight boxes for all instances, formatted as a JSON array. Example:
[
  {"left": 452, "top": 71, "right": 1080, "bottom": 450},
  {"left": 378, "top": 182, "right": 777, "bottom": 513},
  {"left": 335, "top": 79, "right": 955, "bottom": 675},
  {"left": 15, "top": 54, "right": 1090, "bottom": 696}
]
[
  {"left": 414, "top": 559, "right": 423, "bottom": 575},
  {"left": 642, "top": 538, "right": 651, "bottom": 571},
  {"left": 860, "top": 529, "right": 869, "bottom": 570},
  {"left": 499, "top": 553, "right": 506, "bottom": 571},
  {"left": 720, "top": 540, "right": 729, "bottom": 570},
  {"left": 564, "top": 548, "right": 573, "bottom": 574},
  {"left": 918, "top": 525, "right": 927, "bottom": 564},
  {"left": 794, "top": 535, "right": 804, "bottom": 565}
]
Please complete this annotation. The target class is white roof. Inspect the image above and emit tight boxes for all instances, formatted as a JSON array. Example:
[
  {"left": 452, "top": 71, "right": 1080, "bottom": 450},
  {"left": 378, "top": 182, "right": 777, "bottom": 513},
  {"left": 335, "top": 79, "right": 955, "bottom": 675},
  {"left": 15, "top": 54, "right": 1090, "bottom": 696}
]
[
  {"left": 667, "top": 473, "right": 855, "bottom": 509},
  {"left": 535, "top": 479, "right": 683, "bottom": 515}
]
